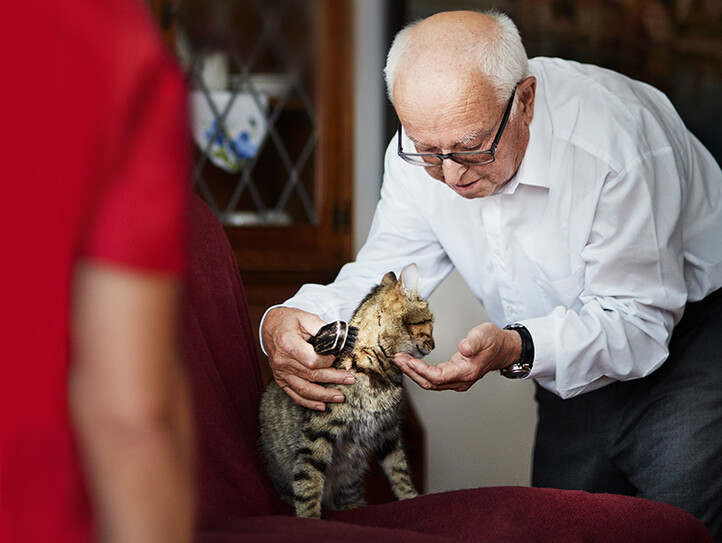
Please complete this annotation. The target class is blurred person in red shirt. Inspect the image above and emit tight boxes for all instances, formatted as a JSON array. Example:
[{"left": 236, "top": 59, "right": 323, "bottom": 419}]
[{"left": 1, "top": 1, "right": 194, "bottom": 542}]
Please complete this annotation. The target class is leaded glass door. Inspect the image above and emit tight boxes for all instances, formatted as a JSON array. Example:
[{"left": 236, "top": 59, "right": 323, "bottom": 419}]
[
  {"left": 177, "top": 0, "right": 321, "bottom": 229},
  {"left": 148, "top": 0, "right": 354, "bottom": 351}
]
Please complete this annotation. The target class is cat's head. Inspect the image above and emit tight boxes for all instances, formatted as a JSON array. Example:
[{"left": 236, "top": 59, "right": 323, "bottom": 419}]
[{"left": 353, "top": 263, "right": 435, "bottom": 358}]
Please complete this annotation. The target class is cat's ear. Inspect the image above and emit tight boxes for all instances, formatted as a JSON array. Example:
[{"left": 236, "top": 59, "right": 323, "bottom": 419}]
[
  {"left": 382, "top": 271, "right": 397, "bottom": 286},
  {"left": 398, "top": 263, "right": 420, "bottom": 295}
]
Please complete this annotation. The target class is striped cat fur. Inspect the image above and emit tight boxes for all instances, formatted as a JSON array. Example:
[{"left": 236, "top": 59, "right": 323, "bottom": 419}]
[{"left": 259, "top": 263, "right": 435, "bottom": 518}]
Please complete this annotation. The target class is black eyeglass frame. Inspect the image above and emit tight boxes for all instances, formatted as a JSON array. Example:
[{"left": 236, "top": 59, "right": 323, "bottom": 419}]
[{"left": 397, "top": 85, "right": 518, "bottom": 168}]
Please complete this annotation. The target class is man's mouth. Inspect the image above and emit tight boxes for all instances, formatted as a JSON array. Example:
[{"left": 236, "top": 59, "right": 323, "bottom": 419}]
[{"left": 450, "top": 178, "right": 479, "bottom": 195}]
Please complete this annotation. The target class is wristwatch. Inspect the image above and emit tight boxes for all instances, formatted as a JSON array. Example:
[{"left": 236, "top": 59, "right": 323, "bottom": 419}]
[{"left": 501, "top": 323, "right": 534, "bottom": 379}]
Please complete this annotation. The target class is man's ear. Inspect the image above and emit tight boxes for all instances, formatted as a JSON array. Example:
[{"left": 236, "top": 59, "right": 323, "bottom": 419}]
[{"left": 518, "top": 76, "right": 536, "bottom": 123}]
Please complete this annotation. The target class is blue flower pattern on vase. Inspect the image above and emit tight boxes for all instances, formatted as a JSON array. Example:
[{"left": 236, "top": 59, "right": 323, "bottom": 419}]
[
  {"left": 230, "top": 119, "right": 259, "bottom": 160},
  {"left": 203, "top": 117, "right": 260, "bottom": 172},
  {"left": 191, "top": 91, "right": 268, "bottom": 173},
  {"left": 204, "top": 120, "right": 225, "bottom": 146}
]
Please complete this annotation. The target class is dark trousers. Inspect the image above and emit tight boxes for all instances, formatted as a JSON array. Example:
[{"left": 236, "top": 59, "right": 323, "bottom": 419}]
[{"left": 532, "top": 289, "right": 722, "bottom": 542}]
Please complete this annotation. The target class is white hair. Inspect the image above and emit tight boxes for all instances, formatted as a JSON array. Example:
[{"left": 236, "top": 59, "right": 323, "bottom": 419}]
[{"left": 384, "top": 10, "right": 529, "bottom": 106}]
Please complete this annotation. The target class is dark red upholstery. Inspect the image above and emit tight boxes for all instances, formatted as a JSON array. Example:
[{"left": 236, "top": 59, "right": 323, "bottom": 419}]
[
  {"left": 183, "top": 193, "right": 713, "bottom": 542},
  {"left": 183, "top": 194, "right": 283, "bottom": 527}
]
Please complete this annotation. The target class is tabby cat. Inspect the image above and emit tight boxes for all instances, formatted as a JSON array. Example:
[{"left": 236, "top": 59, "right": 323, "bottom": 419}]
[{"left": 258, "top": 263, "right": 435, "bottom": 519}]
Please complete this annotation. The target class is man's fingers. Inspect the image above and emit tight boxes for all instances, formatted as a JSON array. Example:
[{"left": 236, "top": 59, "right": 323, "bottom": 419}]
[
  {"left": 393, "top": 354, "right": 464, "bottom": 390},
  {"left": 263, "top": 307, "right": 361, "bottom": 409},
  {"left": 400, "top": 365, "right": 435, "bottom": 390},
  {"left": 409, "top": 358, "right": 463, "bottom": 385},
  {"left": 281, "top": 373, "right": 345, "bottom": 407},
  {"left": 393, "top": 354, "right": 433, "bottom": 389},
  {"left": 307, "top": 366, "right": 356, "bottom": 386},
  {"left": 401, "top": 362, "right": 468, "bottom": 391},
  {"left": 393, "top": 353, "right": 414, "bottom": 366},
  {"left": 459, "top": 322, "right": 499, "bottom": 358},
  {"left": 458, "top": 339, "right": 474, "bottom": 358},
  {"left": 394, "top": 353, "right": 477, "bottom": 392},
  {"left": 271, "top": 340, "right": 355, "bottom": 408},
  {"left": 282, "top": 386, "right": 327, "bottom": 412},
  {"left": 278, "top": 354, "right": 354, "bottom": 385}
]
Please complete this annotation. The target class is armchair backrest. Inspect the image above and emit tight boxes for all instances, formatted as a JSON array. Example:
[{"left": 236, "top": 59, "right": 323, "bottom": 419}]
[{"left": 183, "top": 194, "right": 282, "bottom": 530}]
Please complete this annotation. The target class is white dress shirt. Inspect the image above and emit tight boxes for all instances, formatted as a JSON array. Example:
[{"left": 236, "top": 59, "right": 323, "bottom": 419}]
[{"left": 275, "top": 57, "right": 722, "bottom": 398}]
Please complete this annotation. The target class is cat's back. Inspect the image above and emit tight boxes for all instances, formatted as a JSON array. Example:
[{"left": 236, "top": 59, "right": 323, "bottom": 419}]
[{"left": 259, "top": 380, "right": 306, "bottom": 443}]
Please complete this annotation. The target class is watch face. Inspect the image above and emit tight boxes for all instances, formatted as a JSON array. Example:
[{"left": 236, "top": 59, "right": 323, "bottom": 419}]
[{"left": 500, "top": 364, "right": 530, "bottom": 379}]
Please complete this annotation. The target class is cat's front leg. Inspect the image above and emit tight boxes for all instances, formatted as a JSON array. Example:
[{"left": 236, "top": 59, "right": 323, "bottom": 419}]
[
  {"left": 376, "top": 433, "right": 418, "bottom": 500},
  {"left": 293, "top": 422, "right": 341, "bottom": 518}
]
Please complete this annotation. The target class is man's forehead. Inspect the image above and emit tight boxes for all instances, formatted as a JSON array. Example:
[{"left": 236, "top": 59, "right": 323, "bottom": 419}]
[
  {"left": 395, "top": 80, "right": 500, "bottom": 145},
  {"left": 406, "top": 125, "right": 492, "bottom": 148},
  {"left": 395, "top": 54, "right": 498, "bottom": 101}
]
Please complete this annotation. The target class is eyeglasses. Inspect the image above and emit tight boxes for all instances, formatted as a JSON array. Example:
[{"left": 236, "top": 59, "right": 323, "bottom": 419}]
[{"left": 397, "top": 85, "right": 517, "bottom": 168}]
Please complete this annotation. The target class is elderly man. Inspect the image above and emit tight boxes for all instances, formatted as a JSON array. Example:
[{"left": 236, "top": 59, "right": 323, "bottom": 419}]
[{"left": 261, "top": 10, "right": 722, "bottom": 539}]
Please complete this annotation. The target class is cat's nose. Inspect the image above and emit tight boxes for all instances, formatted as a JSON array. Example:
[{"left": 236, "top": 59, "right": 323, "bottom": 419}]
[{"left": 419, "top": 338, "right": 435, "bottom": 355}]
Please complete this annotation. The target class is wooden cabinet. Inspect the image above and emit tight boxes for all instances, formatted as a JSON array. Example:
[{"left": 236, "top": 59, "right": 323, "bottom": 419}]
[{"left": 148, "top": 0, "right": 354, "bottom": 368}]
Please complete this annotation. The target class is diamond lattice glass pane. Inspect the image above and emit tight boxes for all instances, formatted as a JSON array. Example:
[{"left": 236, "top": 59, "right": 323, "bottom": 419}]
[{"left": 176, "top": 0, "right": 318, "bottom": 226}]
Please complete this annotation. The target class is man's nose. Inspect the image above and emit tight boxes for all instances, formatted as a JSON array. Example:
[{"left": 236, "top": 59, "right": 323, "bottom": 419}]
[{"left": 440, "top": 158, "right": 467, "bottom": 185}]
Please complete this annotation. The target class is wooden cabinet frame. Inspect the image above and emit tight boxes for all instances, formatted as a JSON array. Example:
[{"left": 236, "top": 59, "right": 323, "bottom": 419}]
[{"left": 146, "top": 0, "right": 355, "bottom": 346}]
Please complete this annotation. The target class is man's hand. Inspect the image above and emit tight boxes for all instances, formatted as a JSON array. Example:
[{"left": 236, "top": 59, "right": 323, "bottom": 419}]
[
  {"left": 261, "top": 307, "right": 356, "bottom": 410},
  {"left": 393, "top": 322, "right": 521, "bottom": 391}
]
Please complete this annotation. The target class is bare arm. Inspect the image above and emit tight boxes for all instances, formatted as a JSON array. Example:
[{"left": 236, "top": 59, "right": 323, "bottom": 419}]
[
  {"left": 261, "top": 307, "right": 355, "bottom": 410},
  {"left": 68, "top": 262, "right": 193, "bottom": 543},
  {"left": 393, "top": 322, "right": 521, "bottom": 391}
]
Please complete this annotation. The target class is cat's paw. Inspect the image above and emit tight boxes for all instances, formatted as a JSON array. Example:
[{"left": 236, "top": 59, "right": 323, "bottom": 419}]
[
  {"left": 295, "top": 502, "right": 322, "bottom": 519},
  {"left": 397, "top": 489, "right": 419, "bottom": 500},
  {"left": 339, "top": 499, "right": 367, "bottom": 510}
]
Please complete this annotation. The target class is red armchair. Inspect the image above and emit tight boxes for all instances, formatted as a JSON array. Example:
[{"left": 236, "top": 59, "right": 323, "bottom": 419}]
[{"left": 183, "top": 194, "right": 712, "bottom": 543}]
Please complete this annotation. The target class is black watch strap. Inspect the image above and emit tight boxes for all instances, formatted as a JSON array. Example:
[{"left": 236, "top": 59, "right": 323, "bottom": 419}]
[{"left": 501, "top": 323, "right": 534, "bottom": 379}]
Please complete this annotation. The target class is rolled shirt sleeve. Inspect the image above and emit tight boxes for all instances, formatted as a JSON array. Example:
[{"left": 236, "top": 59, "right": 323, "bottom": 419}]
[{"left": 522, "top": 148, "right": 688, "bottom": 397}]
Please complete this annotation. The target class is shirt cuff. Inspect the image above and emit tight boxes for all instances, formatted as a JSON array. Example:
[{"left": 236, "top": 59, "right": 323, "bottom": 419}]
[
  {"left": 518, "top": 315, "right": 556, "bottom": 383},
  {"left": 258, "top": 304, "right": 286, "bottom": 356}
]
